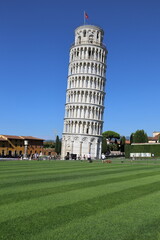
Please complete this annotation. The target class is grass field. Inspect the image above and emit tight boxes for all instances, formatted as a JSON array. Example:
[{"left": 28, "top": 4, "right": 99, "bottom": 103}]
[{"left": 1, "top": 159, "right": 160, "bottom": 240}]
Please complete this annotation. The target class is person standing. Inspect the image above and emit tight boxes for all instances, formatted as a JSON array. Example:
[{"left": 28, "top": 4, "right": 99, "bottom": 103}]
[
  {"left": 87, "top": 153, "right": 92, "bottom": 162},
  {"left": 101, "top": 153, "right": 105, "bottom": 163}
]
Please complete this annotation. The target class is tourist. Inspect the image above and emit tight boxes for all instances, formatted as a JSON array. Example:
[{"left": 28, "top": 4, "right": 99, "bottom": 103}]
[
  {"left": 87, "top": 153, "right": 92, "bottom": 163},
  {"left": 101, "top": 153, "right": 105, "bottom": 163}
]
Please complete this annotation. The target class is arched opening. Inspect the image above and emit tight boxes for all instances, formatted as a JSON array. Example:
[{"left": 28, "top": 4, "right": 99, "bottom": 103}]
[
  {"left": 88, "top": 48, "right": 91, "bottom": 58},
  {"left": 78, "top": 36, "right": 81, "bottom": 44},
  {"left": 97, "top": 32, "right": 99, "bottom": 40},
  {"left": 89, "top": 35, "right": 93, "bottom": 43}
]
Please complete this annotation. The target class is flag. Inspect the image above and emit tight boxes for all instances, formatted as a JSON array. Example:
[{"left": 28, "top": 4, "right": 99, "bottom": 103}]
[{"left": 84, "top": 12, "right": 89, "bottom": 19}]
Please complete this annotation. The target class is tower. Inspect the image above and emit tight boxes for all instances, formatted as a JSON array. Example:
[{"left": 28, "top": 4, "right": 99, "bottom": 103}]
[{"left": 61, "top": 25, "right": 107, "bottom": 159}]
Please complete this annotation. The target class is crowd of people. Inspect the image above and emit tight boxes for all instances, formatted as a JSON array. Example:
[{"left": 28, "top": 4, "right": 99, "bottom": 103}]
[{"left": 64, "top": 153, "right": 105, "bottom": 162}]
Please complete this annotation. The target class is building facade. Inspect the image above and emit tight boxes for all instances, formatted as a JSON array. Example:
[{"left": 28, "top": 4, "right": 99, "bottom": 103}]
[
  {"left": 0, "top": 135, "right": 44, "bottom": 157},
  {"left": 153, "top": 131, "right": 160, "bottom": 138},
  {"left": 61, "top": 25, "right": 107, "bottom": 159},
  {"left": 148, "top": 132, "right": 160, "bottom": 143}
]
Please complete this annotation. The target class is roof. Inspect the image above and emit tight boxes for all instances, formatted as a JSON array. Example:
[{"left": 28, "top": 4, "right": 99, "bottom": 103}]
[
  {"left": 148, "top": 134, "right": 160, "bottom": 141},
  {"left": 125, "top": 140, "right": 130, "bottom": 144},
  {"left": 2, "top": 135, "right": 23, "bottom": 140},
  {"left": 0, "top": 137, "right": 7, "bottom": 141},
  {"left": 0, "top": 135, "right": 44, "bottom": 141},
  {"left": 22, "top": 136, "right": 44, "bottom": 141}
]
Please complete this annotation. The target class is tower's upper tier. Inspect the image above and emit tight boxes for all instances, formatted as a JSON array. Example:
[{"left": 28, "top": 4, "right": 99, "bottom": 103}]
[{"left": 74, "top": 25, "right": 105, "bottom": 48}]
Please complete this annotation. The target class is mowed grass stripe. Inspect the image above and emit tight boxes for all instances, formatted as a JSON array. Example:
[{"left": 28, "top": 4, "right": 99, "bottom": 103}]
[
  {"left": 35, "top": 190, "right": 160, "bottom": 240},
  {"left": 1, "top": 168, "right": 160, "bottom": 206},
  {"left": 0, "top": 165, "right": 158, "bottom": 196},
  {"left": 0, "top": 163, "right": 89, "bottom": 174},
  {"left": 1, "top": 172, "right": 160, "bottom": 223},
  {"left": 0, "top": 164, "right": 158, "bottom": 188},
  {"left": 1, "top": 161, "right": 160, "bottom": 240},
  {"left": 0, "top": 160, "right": 155, "bottom": 174},
  {"left": 0, "top": 160, "right": 127, "bottom": 175},
  {"left": 0, "top": 160, "right": 107, "bottom": 173},
  {"left": 0, "top": 166, "right": 103, "bottom": 178},
  {"left": 0, "top": 163, "right": 154, "bottom": 179},
  {"left": 0, "top": 161, "right": 98, "bottom": 174},
  {"left": 0, "top": 160, "right": 104, "bottom": 169},
  {"left": 1, "top": 180, "right": 160, "bottom": 240},
  {"left": 0, "top": 163, "right": 123, "bottom": 178}
]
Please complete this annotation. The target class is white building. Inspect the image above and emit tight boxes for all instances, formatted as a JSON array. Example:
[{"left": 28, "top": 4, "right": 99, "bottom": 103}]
[{"left": 61, "top": 25, "right": 107, "bottom": 159}]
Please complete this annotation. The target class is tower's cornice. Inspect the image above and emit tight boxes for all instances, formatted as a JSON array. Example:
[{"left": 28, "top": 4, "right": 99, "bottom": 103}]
[
  {"left": 66, "top": 88, "right": 106, "bottom": 94},
  {"left": 70, "top": 42, "right": 107, "bottom": 51},
  {"left": 65, "top": 102, "right": 105, "bottom": 109},
  {"left": 68, "top": 59, "right": 107, "bottom": 66},
  {"left": 75, "top": 25, "right": 104, "bottom": 34},
  {"left": 67, "top": 73, "right": 106, "bottom": 80},
  {"left": 64, "top": 118, "right": 104, "bottom": 123}
]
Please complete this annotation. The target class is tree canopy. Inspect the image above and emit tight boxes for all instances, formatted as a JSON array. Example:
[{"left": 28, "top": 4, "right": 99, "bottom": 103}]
[
  {"left": 130, "top": 133, "right": 134, "bottom": 144},
  {"left": 131, "top": 130, "right": 148, "bottom": 143},
  {"left": 55, "top": 135, "right": 61, "bottom": 154},
  {"left": 43, "top": 141, "right": 55, "bottom": 149},
  {"left": 120, "top": 136, "right": 126, "bottom": 152},
  {"left": 102, "top": 131, "right": 120, "bottom": 140},
  {"left": 102, "top": 136, "right": 108, "bottom": 154}
]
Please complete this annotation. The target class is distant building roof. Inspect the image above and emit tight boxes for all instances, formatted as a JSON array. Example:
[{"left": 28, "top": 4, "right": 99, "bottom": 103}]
[
  {"left": 21, "top": 136, "right": 44, "bottom": 140},
  {"left": 0, "top": 136, "right": 7, "bottom": 141},
  {"left": 148, "top": 134, "right": 160, "bottom": 141},
  {"left": 2, "top": 135, "right": 23, "bottom": 140},
  {"left": 0, "top": 135, "right": 44, "bottom": 141}
]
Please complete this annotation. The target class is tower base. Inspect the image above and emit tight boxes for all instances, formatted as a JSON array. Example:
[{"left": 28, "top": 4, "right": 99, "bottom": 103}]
[{"left": 61, "top": 134, "right": 102, "bottom": 160}]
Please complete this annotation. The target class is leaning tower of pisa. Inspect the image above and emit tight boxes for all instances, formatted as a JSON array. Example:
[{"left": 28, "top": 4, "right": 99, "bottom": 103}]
[{"left": 61, "top": 25, "right": 107, "bottom": 160}]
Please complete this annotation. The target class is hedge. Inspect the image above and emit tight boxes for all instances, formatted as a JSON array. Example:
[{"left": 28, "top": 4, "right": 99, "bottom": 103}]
[{"left": 125, "top": 144, "right": 160, "bottom": 158}]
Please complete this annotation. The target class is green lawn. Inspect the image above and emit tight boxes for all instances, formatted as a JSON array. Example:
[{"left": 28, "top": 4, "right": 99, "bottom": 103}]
[{"left": 1, "top": 159, "right": 160, "bottom": 240}]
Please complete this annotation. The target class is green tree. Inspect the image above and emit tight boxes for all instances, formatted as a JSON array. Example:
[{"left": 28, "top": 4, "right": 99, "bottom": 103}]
[
  {"left": 58, "top": 139, "right": 61, "bottom": 154},
  {"left": 55, "top": 135, "right": 61, "bottom": 154},
  {"left": 102, "top": 136, "right": 107, "bottom": 154},
  {"left": 158, "top": 135, "right": 160, "bottom": 143},
  {"left": 102, "top": 131, "right": 120, "bottom": 152},
  {"left": 132, "top": 130, "right": 148, "bottom": 143},
  {"left": 110, "top": 143, "right": 119, "bottom": 151},
  {"left": 130, "top": 133, "right": 134, "bottom": 144},
  {"left": 120, "top": 136, "right": 126, "bottom": 152},
  {"left": 43, "top": 140, "right": 55, "bottom": 148},
  {"left": 102, "top": 131, "right": 120, "bottom": 141}
]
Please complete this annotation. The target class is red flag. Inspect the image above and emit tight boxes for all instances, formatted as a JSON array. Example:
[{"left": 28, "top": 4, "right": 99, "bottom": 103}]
[{"left": 85, "top": 12, "right": 89, "bottom": 19}]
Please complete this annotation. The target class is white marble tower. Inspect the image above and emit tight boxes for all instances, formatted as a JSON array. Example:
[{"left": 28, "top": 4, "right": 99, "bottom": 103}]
[{"left": 61, "top": 25, "right": 107, "bottom": 159}]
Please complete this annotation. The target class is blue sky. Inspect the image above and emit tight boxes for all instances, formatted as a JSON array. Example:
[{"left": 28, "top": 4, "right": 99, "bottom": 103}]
[{"left": 0, "top": 0, "right": 160, "bottom": 140}]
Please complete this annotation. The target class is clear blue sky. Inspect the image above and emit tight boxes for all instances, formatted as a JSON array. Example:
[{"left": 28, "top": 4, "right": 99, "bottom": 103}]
[{"left": 0, "top": 0, "right": 160, "bottom": 140}]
